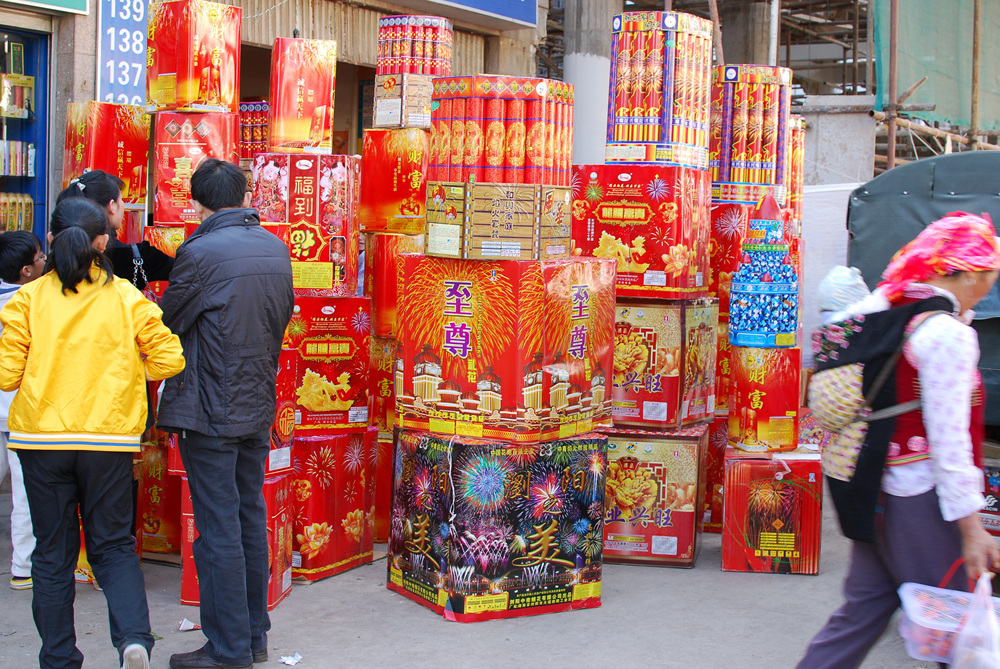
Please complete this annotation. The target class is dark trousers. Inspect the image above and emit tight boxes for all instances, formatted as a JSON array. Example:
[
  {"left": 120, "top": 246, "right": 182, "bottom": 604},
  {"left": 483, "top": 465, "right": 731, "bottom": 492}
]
[
  {"left": 797, "top": 489, "right": 966, "bottom": 669},
  {"left": 178, "top": 429, "right": 271, "bottom": 665},
  {"left": 18, "top": 449, "right": 154, "bottom": 669}
]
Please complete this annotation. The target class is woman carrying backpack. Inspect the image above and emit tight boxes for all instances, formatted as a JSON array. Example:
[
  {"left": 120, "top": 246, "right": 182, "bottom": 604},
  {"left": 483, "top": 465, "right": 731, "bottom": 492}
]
[{"left": 798, "top": 212, "right": 1000, "bottom": 668}]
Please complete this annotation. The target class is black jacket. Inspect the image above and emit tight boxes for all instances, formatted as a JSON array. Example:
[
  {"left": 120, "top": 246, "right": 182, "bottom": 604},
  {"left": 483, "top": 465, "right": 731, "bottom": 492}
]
[
  {"left": 157, "top": 208, "right": 294, "bottom": 438},
  {"left": 107, "top": 238, "right": 175, "bottom": 289}
]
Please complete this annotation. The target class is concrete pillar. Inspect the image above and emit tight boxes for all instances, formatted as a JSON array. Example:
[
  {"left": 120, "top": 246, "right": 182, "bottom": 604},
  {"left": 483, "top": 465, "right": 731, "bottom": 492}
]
[
  {"left": 719, "top": 2, "right": 771, "bottom": 65},
  {"left": 563, "top": 0, "right": 622, "bottom": 166},
  {"left": 51, "top": 12, "right": 98, "bottom": 205}
]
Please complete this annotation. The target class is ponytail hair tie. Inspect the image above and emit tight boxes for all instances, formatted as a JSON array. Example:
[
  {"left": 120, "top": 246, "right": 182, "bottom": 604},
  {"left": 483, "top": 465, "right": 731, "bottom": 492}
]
[{"left": 70, "top": 177, "right": 86, "bottom": 191}]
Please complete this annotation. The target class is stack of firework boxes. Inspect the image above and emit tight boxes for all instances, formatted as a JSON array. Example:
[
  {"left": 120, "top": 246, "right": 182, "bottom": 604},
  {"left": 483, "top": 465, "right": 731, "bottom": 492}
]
[
  {"left": 572, "top": 10, "right": 719, "bottom": 570},
  {"left": 706, "top": 63, "right": 820, "bottom": 574}
]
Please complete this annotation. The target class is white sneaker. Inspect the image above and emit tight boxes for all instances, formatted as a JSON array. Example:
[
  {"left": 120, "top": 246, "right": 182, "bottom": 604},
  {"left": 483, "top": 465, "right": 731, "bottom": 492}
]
[{"left": 122, "top": 643, "right": 149, "bottom": 669}]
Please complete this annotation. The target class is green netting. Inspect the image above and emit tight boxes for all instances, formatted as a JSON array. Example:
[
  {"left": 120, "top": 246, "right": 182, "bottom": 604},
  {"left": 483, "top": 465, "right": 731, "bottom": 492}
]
[{"left": 874, "top": 0, "right": 1000, "bottom": 130}]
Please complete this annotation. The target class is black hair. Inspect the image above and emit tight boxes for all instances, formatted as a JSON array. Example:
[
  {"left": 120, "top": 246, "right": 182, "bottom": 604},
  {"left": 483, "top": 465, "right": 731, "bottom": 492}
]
[
  {"left": 0, "top": 230, "right": 41, "bottom": 284},
  {"left": 45, "top": 198, "right": 114, "bottom": 294},
  {"left": 56, "top": 170, "right": 125, "bottom": 209},
  {"left": 190, "top": 158, "right": 247, "bottom": 212}
]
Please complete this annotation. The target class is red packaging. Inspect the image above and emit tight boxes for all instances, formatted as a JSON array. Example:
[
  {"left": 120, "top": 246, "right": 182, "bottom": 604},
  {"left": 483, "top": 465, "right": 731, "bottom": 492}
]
[
  {"left": 484, "top": 98, "right": 505, "bottom": 183},
  {"left": 545, "top": 97, "right": 557, "bottom": 182},
  {"left": 629, "top": 30, "right": 646, "bottom": 143},
  {"left": 708, "top": 202, "right": 750, "bottom": 315},
  {"left": 267, "top": 38, "right": 337, "bottom": 153},
  {"left": 714, "top": 319, "right": 732, "bottom": 415},
  {"left": 137, "top": 436, "right": 181, "bottom": 554},
  {"left": 431, "top": 98, "right": 451, "bottom": 182},
  {"left": 153, "top": 112, "right": 238, "bottom": 226},
  {"left": 373, "top": 435, "right": 393, "bottom": 543},
  {"left": 286, "top": 296, "right": 372, "bottom": 435},
  {"left": 504, "top": 98, "right": 527, "bottom": 183},
  {"left": 369, "top": 337, "right": 396, "bottom": 440},
  {"left": 729, "top": 346, "right": 801, "bottom": 452},
  {"left": 146, "top": 0, "right": 241, "bottom": 113},
  {"left": 270, "top": 349, "right": 297, "bottom": 475},
  {"left": 722, "top": 447, "right": 822, "bottom": 575},
  {"left": 359, "top": 129, "right": 430, "bottom": 234},
  {"left": 144, "top": 225, "right": 188, "bottom": 259},
  {"left": 363, "top": 232, "right": 424, "bottom": 337},
  {"left": 448, "top": 97, "right": 466, "bottom": 182},
  {"left": 524, "top": 98, "right": 547, "bottom": 184},
  {"left": 180, "top": 478, "right": 198, "bottom": 605},
  {"left": 62, "top": 102, "right": 149, "bottom": 204},
  {"left": 704, "top": 416, "right": 728, "bottom": 533},
  {"left": 463, "top": 96, "right": 485, "bottom": 183}
]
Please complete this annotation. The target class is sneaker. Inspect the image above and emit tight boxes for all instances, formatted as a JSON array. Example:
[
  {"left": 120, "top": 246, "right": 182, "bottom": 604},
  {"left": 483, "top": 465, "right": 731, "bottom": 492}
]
[
  {"left": 9, "top": 575, "right": 31, "bottom": 590},
  {"left": 122, "top": 643, "right": 149, "bottom": 669}
]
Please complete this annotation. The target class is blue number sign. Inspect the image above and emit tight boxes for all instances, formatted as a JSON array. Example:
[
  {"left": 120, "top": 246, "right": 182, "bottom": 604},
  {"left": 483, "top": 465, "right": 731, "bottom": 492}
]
[{"left": 97, "top": 0, "right": 148, "bottom": 105}]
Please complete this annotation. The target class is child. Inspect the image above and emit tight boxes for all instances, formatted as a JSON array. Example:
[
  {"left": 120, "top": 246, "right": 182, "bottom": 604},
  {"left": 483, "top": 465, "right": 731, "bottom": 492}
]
[
  {"left": 0, "top": 230, "right": 45, "bottom": 590},
  {"left": 817, "top": 265, "right": 871, "bottom": 324}
]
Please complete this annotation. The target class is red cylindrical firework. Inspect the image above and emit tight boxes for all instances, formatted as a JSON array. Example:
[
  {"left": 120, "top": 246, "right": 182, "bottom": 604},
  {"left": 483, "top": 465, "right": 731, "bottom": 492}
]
[
  {"left": 565, "top": 90, "right": 574, "bottom": 184},
  {"left": 464, "top": 95, "right": 485, "bottom": 183},
  {"left": 433, "top": 97, "right": 452, "bottom": 181},
  {"left": 760, "top": 83, "right": 780, "bottom": 185},
  {"left": 503, "top": 97, "right": 527, "bottom": 183},
  {"left": 696, "top": 36, "right": 710, "bottom": 149},
  {"left": 525, "top": 97, "right": 547, "bottom": 184},
  {"left": 613, "top": 32, "right": 632, "bottom": 142},
  {"left": 483, "top": 97, "right": 505, "bottom": 183},
  {"left": 747, "top": 81, "right": 765, "bottom": 184},
  {"left": 629, "top": 30, "right": 647, "bottom": 143},
  {"left": 730, "top": 80, "right": 750, "bottom": 183},
  {"left": 545, "top": 96, "right": 556, "bottom": 184},
  {"left": 400, "top": 19, "right": 414, "bottom": 74},
  {"left": 556, "top": 97, "right": 568, "bottom": 186},
  {"left": 709, "top": 79, "right": 724, "bottom": 180},
  {"left": 645, "top": 28, "right": 665, "bottom": 143},
  {"left": 410, "top": 21, "right": 425, "bottom": 75},
  {"left": 670, "top": 31, "right": 687, "bottom": 145},
  {"left": 449, "top": 96, "right": 467, "bottom": 182}
]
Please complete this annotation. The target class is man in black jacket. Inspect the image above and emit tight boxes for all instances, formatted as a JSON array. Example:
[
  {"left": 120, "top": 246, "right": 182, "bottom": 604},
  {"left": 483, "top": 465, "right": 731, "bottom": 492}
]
[{"left": 158, "top": 159, "right": 294, "bottom": 669}]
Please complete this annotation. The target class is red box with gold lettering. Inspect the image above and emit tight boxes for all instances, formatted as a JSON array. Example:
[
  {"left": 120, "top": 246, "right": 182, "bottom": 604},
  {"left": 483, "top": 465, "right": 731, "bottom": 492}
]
[
  {"left": 267, "top": 38, "right": 337, "bottom": 153},
  {"left": 359, "top": 129, "right": 430, "bottom": 234},
  {"left": 703, "top": 416, "right": 728, "bottom": 533},
  {"left": 728, "top": 346, "right": 802, "bottom": 452},
  {"left": 269, "top": 349, "right": 296, "bottom": 476},
  {"left": 363, "top": 232, "right": 424, "bottom": 337},
  {"left": 137, "top": 436, "right": 182, "bottom": 554},
  {"left": 153, "top": 112, "right": 239, "bottom": 227},
  {"left": 62, "top": 102, "right": 149, "bottom": 205}
]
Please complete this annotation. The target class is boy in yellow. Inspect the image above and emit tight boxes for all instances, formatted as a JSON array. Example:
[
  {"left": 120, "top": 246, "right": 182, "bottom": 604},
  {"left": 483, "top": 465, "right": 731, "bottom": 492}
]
[{"left": 0, "top": 198, "right": 185, "bottom": 669}]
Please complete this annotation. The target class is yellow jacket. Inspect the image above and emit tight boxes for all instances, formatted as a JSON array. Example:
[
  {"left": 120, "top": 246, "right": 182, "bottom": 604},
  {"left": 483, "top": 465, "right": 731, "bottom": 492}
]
[{"left": 0, "top": 267, "right": 185, "bottom": 451}]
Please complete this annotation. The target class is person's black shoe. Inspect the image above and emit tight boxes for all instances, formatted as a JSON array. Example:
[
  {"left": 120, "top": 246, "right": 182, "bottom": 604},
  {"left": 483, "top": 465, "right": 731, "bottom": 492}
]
[
  {"left": 252, "top": 648, "right": 267, "bottom": 663},
  {"left": 168, "top": 647, "right": 252, "bottom": 669}
]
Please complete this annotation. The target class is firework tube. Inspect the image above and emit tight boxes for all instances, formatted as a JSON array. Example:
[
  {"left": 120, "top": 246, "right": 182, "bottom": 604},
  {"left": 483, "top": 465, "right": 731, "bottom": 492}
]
[
  {"left": 718, "top": 77, "right": 735, "bottom": 182},
  {"left": 760, "top": 84, "right": 779, "bottom": 185},
  {"left": 449, "top": 96, "right": 466, "bottom": 182},
  {"left": 645, "top": 28, "right": 664, "bottom": 143},
  {"left": 774, "top": 80, "right": 793, "bottom": 189},
  {"left": 464, "top": 95, "right": 485, "bottom": 183},
  {"left": 613, "top": 32, "right": 632, "bottom": 142},
  {"left": 483, "top": 97, "right": 505, "bottom": 183},
  {"left": 730, "top": 79, "right": 750, "bottom": 183},
  {"left": 428, "top": 105, "right": 440, "bottom": 180},
  {"left": 566, "top": 92, "right": 574, "bottom": 185},
  {"left": 747, "top": 82, "right": 765, "bottom": 184},
  {"left": 504, "top": 97, "right": 527, "bottom": 183},
  {"left": 555, "top": 96, "right": 566, "bottom": 186},
  {"left": 670, "top": 31, "right": 686, "bottom": 144},
  {"left": 629, "top": 30, "right": 647, "bottom": 143},
  {"left": 525, "top": 97, "right": 547, "bottom": 184},
  {"left": 697, "top": 36, "right": 711, "bottom": 149},
  {"left": 708, "top": 78, "right": 725, "bottom": 180},
  {"left": 434, "top": 97, "right": 452, "bottom": 181},
  {"left": 659, "top": 28, "right": 677, "bottom": 147},
  {"left": 410, "top": 21, "right": 424, "bottom": 75},
  {"left": 683, "top": 31, "right": 698, "bottom": 146},
  {"left": 606, "top": 30, "right": 621, "bottom": 143}
]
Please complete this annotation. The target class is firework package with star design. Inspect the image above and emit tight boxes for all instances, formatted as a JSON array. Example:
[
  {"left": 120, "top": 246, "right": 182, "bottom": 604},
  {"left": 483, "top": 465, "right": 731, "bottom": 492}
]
[
  {"left": 62, "top": 102, "right": 150, "bottom": 205},
  {"left": 394, "top": 255, "right": 615, "bottom": 443},
  {"left": 572, "top": 164, "right": 710, "bottom": 299},
  {"left": 364, "top": 232, "right": 425, "bottom": 336},
  {"left": 604, "top": 11, "right": 712, "bottom": 168},
  {"left": 359, "top": 128, "right": 431, "bottom": 234},
  {"left": 146, "top": 0, "right": 241, "bottom": 114},
  {"left": 266, "top": 38, "right": 337, "bottom": 153},
  {"left": 387, "top": 430, "right": 606, "bottom": 621},
  {"left": 722, "top": 448, "right": 822, "bottom": 575},
  {"left": 290, "top": 429, "right": 377, "bottom": 581}
]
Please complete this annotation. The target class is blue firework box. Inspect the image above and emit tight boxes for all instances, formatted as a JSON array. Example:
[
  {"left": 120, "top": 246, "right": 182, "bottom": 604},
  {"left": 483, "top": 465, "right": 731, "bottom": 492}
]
[{"left": 387, "top": 429, "right": 607, "bottom": 622}]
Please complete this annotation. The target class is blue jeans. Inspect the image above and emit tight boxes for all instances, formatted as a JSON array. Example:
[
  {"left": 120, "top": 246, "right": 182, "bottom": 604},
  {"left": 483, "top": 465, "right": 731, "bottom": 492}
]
[
  {"left": 18, "top": 449, "right": 154, "bottom": 669},
  {"left": 178, "top": 429, "right": 271, "bottom": 665}
]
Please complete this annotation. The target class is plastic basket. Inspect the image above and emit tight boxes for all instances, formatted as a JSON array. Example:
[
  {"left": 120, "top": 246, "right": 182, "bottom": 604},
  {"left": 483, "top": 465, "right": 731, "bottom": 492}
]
[{"left": 898, "top": 582, "right": 1000, "bottom": 663}]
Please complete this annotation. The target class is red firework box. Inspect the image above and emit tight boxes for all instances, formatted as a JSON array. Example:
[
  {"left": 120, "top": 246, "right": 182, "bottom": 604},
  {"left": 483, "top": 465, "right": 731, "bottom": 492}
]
[
  {"left": 137, "top": 435, "right": 182, "bottom": 554},
  {"left": 153, "top": 112, "right": 238, "bottom": 226},
  {"left": 364, "top": 232, "right": 425, "bottom": 337},
  {"left": 571, "top": 164, "right": 710, "bottom": 299},
  {"left": 370, "top": 336, "right": 397, "bottom": 440},
  {"left": 359, "top": 128, "right": 430, "bottom": 234},
  {"left": 267, "top": 38, "right": 337, "bottom": 153},
  {"left": 62, "top": 102, "right": 149, "bottom": 205},
  {"left": 286, "top": 296, "right": 372, "bottom": 435},
  {"left": 714, "top": 319, "right": 732, "bottom": 415},
  {"left": 373, "top": 73, "right": 434, "bottom": 129},
  {"left": 376, "top": 15, "right": 453, "bottom": 76},
  {"left": 611, "top": 299, "right": 718, "bottom": 429},
  {"left": 602, "top": 425, "right": 708, "bottom": 567},
  {"left": 729, "top": 346, "right": 802, "bottom": 452},
  {"left": 785, "top": 115, "right": 806, "bottom": 224},
  {"left": 291, "top": 429, "right": 377, "bottom": 581},
  {"left": 722, "top": 447, "right": 822, "bottom": 575},
  {"left": 146, "top": 0, "right": 241, "bottom": 113},
  {"left": 374, "top": 432, "right": 393, "bottom": 543},
  {"left": 270, "top": 348, "right": 296, "bottom": 475},
  {"left": 250, "top": 153, "right": 360, "bottom": 295},
  {"left": 704, "top": 416, "right": 728, "bottom": 533},
  {"left": 395, "top": 255, "right": 615, "bottom": 443}
]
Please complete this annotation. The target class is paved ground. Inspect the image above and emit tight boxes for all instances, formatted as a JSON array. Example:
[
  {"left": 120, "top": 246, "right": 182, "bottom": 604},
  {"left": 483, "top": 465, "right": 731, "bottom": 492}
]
[{"left": 0, "top": 490, "right": 936, "bottom": 669}]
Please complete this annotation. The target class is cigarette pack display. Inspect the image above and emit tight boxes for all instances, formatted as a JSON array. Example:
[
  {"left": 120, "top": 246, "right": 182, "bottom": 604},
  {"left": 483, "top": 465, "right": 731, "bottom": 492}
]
[
  {"left": 373, "top": 73, "right": 433, "bottom": 129},
  {"left": 286, "top": 296, "right": 372, "bottom": 435},
  {"left": 571, "top": 164, "right": 710, "bottom": 299},
  {"left": 602, "top": 425, "right": 707, "bottom": 566},
  {"left": 722, "top": 447, "right": 822, "bottom": 575},
  {"left": 146, "top": 0, "right": 241, "bottom": 113},
  {"left": 1, "top": 73, "right": 34, "bottom": 119},
  {"left": 376, "top": 15, "right": 453, "bottom": 76},
  {"left": 267, "top": 38, "right": 337, "bottom": 153},
  {"left": 704, "top": 417, "right": 728, "bottom": 532},
  {"left": 387, "top": 430, "right": 606, "bottom": 621},
  {"left": 62, "top": 102, "right": 149, "bottom": 204},
  {"left": 981, "top": 444, "right": 1000, "bottom": 538},
  {"left": 425, "top": 182, "right": 571, "bottom": 261},
  {"left": 359, "top": 128, "right": 430, "bottom": 234},
  {"left": 153, "top": 112, "right": 239, "bottom": 226},
  {"left": 364, "top": 232, "right": 424, "bottom": 337},
  {"left": 137, "top": 436, "right": 181, "bottom": 554},
  {"left": 395, "top": 255, "right": 615, "bottom": 443},
  {"left": 729, "top": 346, "right": 802, "bottom": 452},
  {"left": 291, "top": 429, "right": 377, "bottom": 581},
  {"left": 0, "top": 193, "right": 32, "bottom": 232}
]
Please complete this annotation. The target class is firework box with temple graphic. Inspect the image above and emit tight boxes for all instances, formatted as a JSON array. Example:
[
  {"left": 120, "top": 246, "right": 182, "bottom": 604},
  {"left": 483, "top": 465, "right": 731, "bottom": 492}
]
[
  {"left": 601, "top": 425, "right": 708, "bottom": 567},
  {"left": 359, "top": 128, "right": 430, "bottom": 234},
  {"left": 394, "top": 255, "right": 615, "bottom": 443},
  {"left": 363, "top": 232, "right": 425, "bottom": 337},
  {"left": 425, "top": 182, "right": 572, "bottom": 261},
  {"left": 387, "top": 430, "right": 606, "bottom": 621},
  {"left": 571, "top": 164, "right": 710, "bottom": 299},
  {"left": 62, "top": 102, "right": 149, "bottom": 205},
  {"left": 722, "top": 446, "right": 822, "bottom": 575},
  {"left": 290, "top": 428, "right": 377, "bottom": 581}
]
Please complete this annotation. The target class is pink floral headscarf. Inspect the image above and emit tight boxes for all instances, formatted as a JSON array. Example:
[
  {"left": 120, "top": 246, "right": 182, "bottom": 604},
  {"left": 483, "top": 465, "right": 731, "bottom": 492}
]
[{"left": 878, "top": 212, "right": 1000, "bottom": 302}]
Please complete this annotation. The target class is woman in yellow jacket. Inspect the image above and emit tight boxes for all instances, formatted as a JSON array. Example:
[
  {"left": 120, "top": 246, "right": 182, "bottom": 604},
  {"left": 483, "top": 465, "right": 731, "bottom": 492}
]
[{"left": 0, "top": 198, "right": 185, "bottom": 669}]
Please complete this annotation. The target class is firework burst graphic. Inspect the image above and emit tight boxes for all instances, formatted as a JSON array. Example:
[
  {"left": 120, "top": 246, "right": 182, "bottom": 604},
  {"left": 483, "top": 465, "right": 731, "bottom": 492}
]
[
  {"left": 710, "top": 423, "right": 730, "bottom": 451},
  {"left": 571, "top": 170, "right": 584, "bottom": 198},
  {"left": 585, "top": 183, "right": 605, "bottom": 202},
  {"left": 528, "top": 472, "right": 566, "bottom": 519},
  {"left": 344, "top": 436, "right": 365, "bottom": 473},
  {"left": 393, "top": 448, "right": 405, "bottom": 487},
  {"left": 713, "top": 205, "right": 748, "bottom": 240},
  {"left": 285, "top": 316, "right": 306, "bottom": 345},
  {"left": 645, "top": 177, "right": 670, "bottom": 201},
  {"left": 306, "top": 446, "right": 336, "bottom": 489},
  {"left": 458, "top": 454, "right": 511, "bottom": 514},
  {"left": 747, "top": 479, "right": 797, "bottom": 548},
  {"left": 458, "top": 522, "right": 513, "bottom": 574},
  {"left": 413, "top": 466, "right": 435, "bottom": 510},
  {"left": 580, "top": 528, "right": 603, "bottom": 559},
  {"left": 351, "top": 309, "right": 371, "bottom": 334}
]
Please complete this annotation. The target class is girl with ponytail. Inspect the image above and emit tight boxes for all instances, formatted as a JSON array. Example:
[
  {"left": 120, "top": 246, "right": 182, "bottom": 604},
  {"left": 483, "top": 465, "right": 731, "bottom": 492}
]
[{"left": 0, "top": 198, "right": 185, "bottom": 669}]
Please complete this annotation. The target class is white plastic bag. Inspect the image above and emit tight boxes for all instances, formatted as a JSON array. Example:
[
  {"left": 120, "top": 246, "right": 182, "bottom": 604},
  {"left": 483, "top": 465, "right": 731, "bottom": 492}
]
[{"left": 952, "top": 573, "right": 1000, "bottom": 669}]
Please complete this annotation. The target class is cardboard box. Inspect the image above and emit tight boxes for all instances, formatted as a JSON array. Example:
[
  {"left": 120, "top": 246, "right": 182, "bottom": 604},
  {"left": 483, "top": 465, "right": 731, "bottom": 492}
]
[
  {"left": 250, "top": 153, "right": 361, "bottom": 295},
  {"left": 602, "top": 425, "right": 707, "bottom": 567},
  {"left": 291, "top": 428, "right": 377, "bottom": 581},
  {"left": 729, "top": 346, "right": 802, "bottom": 452},
  {"left": 703, "top": 416, "right": 728, "bottom": 533},
  {"left": 426, "top": 182, "right": 571, "bottom": 261},
  {"left": 572, "top": 164, "right": 710, "bottom": 299},
  {"left": 363, "top": 232, "right": 424, "bottom": 337},
  {"left": 370, "top": 337, "right": 396, "bottom": 441},
  {"left": 373, "top": 73, "right": 433, "bottom": 129},
  {"left": 359, "top": 129, "right": 430, "bottom": 233},
  {"left": 270, "top": 349, "right": 296, "bottom": 475},
  {"left": 62, "top": 102, "right": 150, "bottom": 204},
  {"left": 137, "top": 436, "right": 182, "bottom": 554},
  {"left": 267, "top": 38, "right": 337, "bottom": 152},
  {"left": 153, "top": 112, "right": 239, "bottom": 226},
  {"left": 395, "top": 255, "right": 615, "bottom": 443},
  {"left": 387, "top": 430, "right": 605, "bottom": 621},
  {"left": 146, "top": 0, "right": 241, "bottom": 113},
  {"left": 722, "top": 447, "right": 822, "bottom": 574}
]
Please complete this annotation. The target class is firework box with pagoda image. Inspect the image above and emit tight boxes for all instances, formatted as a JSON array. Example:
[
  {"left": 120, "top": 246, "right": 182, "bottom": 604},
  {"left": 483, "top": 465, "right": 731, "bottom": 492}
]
[
  {"left": 291, "top": 428, "right": 377, "bottom": 582},
  {"left": 728, "top": 346, "right": 802, "bottom": 452},
  {"left": 363, "top": 232, "right": 425, "bottom": 337},
  {"left": 267, "top": 38, "right": 337, "bottom": 153},
  {"left": 601, "top": 425, "right": 707, "bottom": 567},
  {"left": 394, "top": 255, "right": 615, "bottom": 443},
  {"left": 146, "top": 0, "right": 241, "bottom": 114},
  {"left": 387, "top": 430, "right": 607, "bottom": 621},
  {"left": 286, "top": 296, "right": 372, "bottom": 435},
  {"left": 722, "top": 447, "right": 822, "bottom": 575},
  {"left": 571, "top": 164, "right": 710, "bottom": 300},
  {"left": 359, "top": 128, "right": 430, "bottom": 234},
  {"left": 63, "top": 102, "right": 149, "bottom": 205}
]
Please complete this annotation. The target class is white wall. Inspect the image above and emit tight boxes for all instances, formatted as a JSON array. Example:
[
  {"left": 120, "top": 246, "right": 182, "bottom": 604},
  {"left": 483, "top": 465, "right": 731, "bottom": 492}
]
[{"left": 564, "top": 52, "right": 611, "bottom": 166}]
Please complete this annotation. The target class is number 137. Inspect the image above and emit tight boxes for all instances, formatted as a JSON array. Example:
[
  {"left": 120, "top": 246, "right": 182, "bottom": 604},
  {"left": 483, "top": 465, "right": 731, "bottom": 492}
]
[{"left": 106, "top": 60, "right": 143, "bottom": 86}]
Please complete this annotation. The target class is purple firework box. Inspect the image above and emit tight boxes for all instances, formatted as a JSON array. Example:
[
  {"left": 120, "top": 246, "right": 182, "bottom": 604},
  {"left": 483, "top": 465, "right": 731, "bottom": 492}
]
[{"left": 387, "top": 429, "right": 607, "bottom": 622}]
